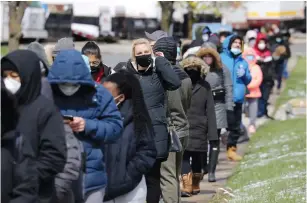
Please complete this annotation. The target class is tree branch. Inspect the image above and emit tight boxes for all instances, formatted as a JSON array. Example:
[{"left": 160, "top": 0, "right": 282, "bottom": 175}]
[{"left": 16, "top": 1, "right": 28, "bottom": 23}]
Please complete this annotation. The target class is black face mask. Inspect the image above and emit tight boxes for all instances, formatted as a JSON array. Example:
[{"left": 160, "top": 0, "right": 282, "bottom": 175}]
[
  {"left": 135, "top": 54, "right": 152, "bottom": 68},
  {"left": 185, "top": 69, "right": 201, "bottom": 84},
  {"left": 90, "top": 66, "right": 100, "bottom": 74}
]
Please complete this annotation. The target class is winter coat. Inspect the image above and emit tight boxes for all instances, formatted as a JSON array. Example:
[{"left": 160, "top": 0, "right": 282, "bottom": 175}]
[
  {"left": 253, "top": 33, "right": 275, "bottom": 86},
  {"left": 1, "top": 83, "right": 39, "bottom": 203},
  {"left": 48, "top": 50, "right": 123, "bottom": 195},
  {"left": 197, "top": 47, "right": 233, "bottom": 129},
  {"left": 153, "top": 37, "right": 192, "bottom": 138},
  {"left": 104, "top": 100, "right": 157, "bottom": 201},
  {"left": 2, "top": 50, "right": 67, "bottom": 203},
  {"left": 220, "top": 35, "right": 252, "bottom": 103},
  {"left": 243, "top": 48, "right": 263, "bottom": 98},
  {"left": 180, "top": 56, "right": 218, "bottom": 152},
  {"left": 114, "top": 56, "right": 181, "bottom": 160}
]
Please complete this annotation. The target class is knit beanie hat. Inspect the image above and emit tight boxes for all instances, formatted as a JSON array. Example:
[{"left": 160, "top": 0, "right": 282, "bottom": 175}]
[{"left": 53, "top": 38, "right": 75, "bottom": 56}]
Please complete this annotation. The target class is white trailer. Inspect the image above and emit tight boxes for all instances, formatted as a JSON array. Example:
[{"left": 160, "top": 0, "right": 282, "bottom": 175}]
[{"left": 1, "top": 2, "right": 48, "bottom": 43}]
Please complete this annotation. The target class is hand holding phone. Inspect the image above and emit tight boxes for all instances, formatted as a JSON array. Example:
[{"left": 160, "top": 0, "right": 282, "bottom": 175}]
[{"left": 62, "top": 115, "right": 74, "bottom": 121}]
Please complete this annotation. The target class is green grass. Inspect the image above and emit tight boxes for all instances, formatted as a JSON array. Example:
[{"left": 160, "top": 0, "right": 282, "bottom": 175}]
[
  {"left": 1, "top": 45, "right": 8, "bottom": 56},
  {"left": 210, "top": 118, "right": 306, "bottom": 203},
  {"left": 274, "top": 57, "right": 306, "bottom": 111}
]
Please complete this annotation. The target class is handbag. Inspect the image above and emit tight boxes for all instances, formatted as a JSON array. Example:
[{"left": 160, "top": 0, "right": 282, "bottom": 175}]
[{"left": 166, "top": 92, "right": 183, "bottom": 153}]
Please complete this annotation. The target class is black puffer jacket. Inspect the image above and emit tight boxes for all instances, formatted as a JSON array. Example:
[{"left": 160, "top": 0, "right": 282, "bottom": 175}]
[
  {"left": 1, "top": 50, "right": 67, "bottom": 203},
  {"left": 114, "top": 56, "right": 181, "bottom": 160},
  {"left": 1, "top": 82, "right": 39, "bottom": 203},
  {"left": 104, "top": 100, "right": 156, "bottom": 201}
]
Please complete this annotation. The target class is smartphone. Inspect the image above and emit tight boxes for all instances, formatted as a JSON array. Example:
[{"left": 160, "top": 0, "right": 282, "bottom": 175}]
[{"left": 62, "top": 115, "right": 74, "bottom": 121}]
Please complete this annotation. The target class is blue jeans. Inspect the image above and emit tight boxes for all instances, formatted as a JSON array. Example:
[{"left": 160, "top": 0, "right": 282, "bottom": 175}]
[{"left": 282, "top": 59, "right": 289, "bottom": 79}]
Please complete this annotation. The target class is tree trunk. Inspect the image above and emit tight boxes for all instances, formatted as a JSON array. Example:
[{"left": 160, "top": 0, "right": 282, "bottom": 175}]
[
  {"left": 187, "top": 11, "right": 193, "bottom": 39},
  {"left": 159, "top": 2, "right": 174, "bottom": 33},
  {"left": 8, "top": 1, "right": 28, "bottom": 52}
]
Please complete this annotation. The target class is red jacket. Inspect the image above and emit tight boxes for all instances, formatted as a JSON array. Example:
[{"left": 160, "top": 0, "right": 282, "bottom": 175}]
[{"left": 253, "top": 33, "right": 271, "bottom": 59}]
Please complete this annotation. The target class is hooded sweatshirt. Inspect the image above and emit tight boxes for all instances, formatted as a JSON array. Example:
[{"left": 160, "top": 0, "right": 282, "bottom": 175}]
[
  {"left": 1, "top": 50, "right": 67, "bottom": 202},
  {"left": 153, "top": 37, "right": 192, "bottom": 138},
  {"left": 220, "top": 35, "right": 252, "bottom": 103},
  {"left": 242, "top": 48, "right": 263, "bottom": 98},
  {"left": 27, "top": 42, "right": 54, "bottom": 101},
  {"left": 48, "top": 49, "right": 123, "bottom": 195}
]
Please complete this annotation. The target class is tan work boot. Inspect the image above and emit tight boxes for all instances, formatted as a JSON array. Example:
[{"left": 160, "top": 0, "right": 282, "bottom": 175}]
[
  {"left": 227, "top": 147, "right": 242, "bottom": 161},
  {"left": 180, "top": 172, "right": 193, "bottom": 197},
  {"left": 192, "top": 173, "right": 202, "bottom": 194}
]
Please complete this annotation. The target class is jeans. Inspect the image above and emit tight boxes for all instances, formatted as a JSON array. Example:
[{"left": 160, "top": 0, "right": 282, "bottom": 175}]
[
  {"left": 160, "top": 137, "right": 188, "bottom": 203},
  {"left": 258, "top": 82, "right": 273, "bottom": 117},
  {"left": 145, "top": 160, "right": 162, "bottom": 203},
  {"left": 245, "top": 98, "right": 258, "bottom": 126},
  {"left": 85, "top": 188, "right": 105, "bottom": 203},
  {"left": 283, "top": 59, "right": 289, "bottom": 79},
  {"left": 227, "top": 103, "right": 243, "bottom": 148},
  {"left": 104, "top": 176, "right": 147, "bottom": 203}
]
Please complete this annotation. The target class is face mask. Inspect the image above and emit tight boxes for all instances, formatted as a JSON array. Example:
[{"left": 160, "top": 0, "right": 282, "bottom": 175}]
[
  {"left": 185, "top": 69, "right": 201, "bottom": 84},
  {"left": 135, "top": 54, "right": 152, "bottom": 67},
  {"left": 248, "top": 39, "right": 256, "bottom": 47},
  {"left": 90, "top": 66, "right": 100, "bottom": 74},
  {"left": 230, "top": 48, "right": 242, "bottom": 56},
  {"left": 202, "top": 34, "right": 209, "bottom": 42},
  {"left": 276, "top": 38, "right": 282, "bottom": 43},
  {"left": 273, "top": 55, "right": 280, "bottom": 60},
  {"left": 246, "top": 55, "right": 255, "bottom": 61},
  {"left": 258, "top": 43, "right": 266, "bottom": 50},
  {"left": 4, "top": 77, "right": 21, "bottom": 94},
  {"left": 58, "top": 84, "right": 81, "bottom": 96}
]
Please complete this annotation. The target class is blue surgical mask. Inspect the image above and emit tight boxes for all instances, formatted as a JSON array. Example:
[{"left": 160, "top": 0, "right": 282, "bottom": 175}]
[
  {"left": 276, "top": 38, "right": 282, "bottom": 43},
  {"left": 177, "top": 47, "right": 180, "bottom": 55},
  {"left": 246, "top": 55, "right": 254, "bottom": 61},
  {"left": 231, "top": 48, "right": 242, "bottom": 55}
]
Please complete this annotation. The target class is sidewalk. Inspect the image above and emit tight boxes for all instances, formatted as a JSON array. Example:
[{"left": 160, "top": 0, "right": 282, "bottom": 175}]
[{"left": 181, "top": 56, "right": 298, "bottom": 203}]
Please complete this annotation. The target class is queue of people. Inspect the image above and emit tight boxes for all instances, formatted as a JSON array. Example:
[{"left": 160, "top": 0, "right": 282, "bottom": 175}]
[{"left": 1, "top": 24, "right": 291, "bottom": 203}]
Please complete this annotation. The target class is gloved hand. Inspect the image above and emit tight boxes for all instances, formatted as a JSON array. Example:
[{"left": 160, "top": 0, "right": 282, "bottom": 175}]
[{"left": 237, "top": 66, "right": 245, "bottom": 78}]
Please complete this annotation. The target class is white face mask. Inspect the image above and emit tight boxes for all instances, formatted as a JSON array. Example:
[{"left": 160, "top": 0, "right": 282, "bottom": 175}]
[
  {"left": 114, "top": 95, "right": 123, "bottom": 106},
  {"left": 4, "top": 77, "right": 21, "bottom": 94},
  {"left": 258, "top": 43, "right": 266, "bottom": 50},
  {"left": 202, "top": 34, "right": 209, "bottom": 42},
  {"left": 58, "top": 84, "right": 81, "bottom": 96}
]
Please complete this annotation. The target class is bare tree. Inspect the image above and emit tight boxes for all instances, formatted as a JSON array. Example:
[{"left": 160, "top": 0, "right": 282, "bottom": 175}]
[
  {"left": 8, "top": 1, "right": 28, "bottom": 52},
  {"left": 159, "top": 1, "right": 174, "bottom": 33}
]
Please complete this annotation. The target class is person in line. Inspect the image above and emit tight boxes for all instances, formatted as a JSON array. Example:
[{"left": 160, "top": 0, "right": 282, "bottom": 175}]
[
  {"left": 253, "top": 33, "right": 275, "bottom": 119},
  {"left": 52, "top": 37, "right": 75, "bottom": 61},
  {"left": 220, "top": 34, "right": 252, "bottom": 161},
  {"left": 102, "top": 70, "right": 157, "bottom": 203},
  {"left": 242, "top": 48, "right": 263, "bottom": 134},
  {"left": 244, "top": 30, "right": 258, "bottom": 49},
  {"left": 82, "top": 41, "right": 111, "bottom": 83},
  {"left": 153, "top": 37, "right": 192, "bottom": 203},
  {"left": 218, "top": 30, "right": 232, "bottom": 46},
  {"left": 280, "top": 29, "right": 291, "bottom": 79},
  {"left": 114, "top": 38, "right": 181, "bottom": 203},
  {"left": 270, "top": 33, "right": 290, "bottom": 91},
  {"left": 196, "top": 41, "right": 233, "bottom": 182},
  {"left": 201, "top": 26, "right": 212, "bottom": 42},
  {"left": 1, "top": 50, "right": 67, "bottom": 203},
  {"left": 145, "top": 30, "right": 169, "bottom": 47},
  {"left": 179, "top": 56, "right": 218, "bottom": 197},
  {"left": 48, "top": 49, "right": 123, "bottom": 203},
  {"left": 1, "top": 79, "right": 39, "bottom": 203},
  {"left": 27, "top": 42, "right": 54, "bottom": 101}
]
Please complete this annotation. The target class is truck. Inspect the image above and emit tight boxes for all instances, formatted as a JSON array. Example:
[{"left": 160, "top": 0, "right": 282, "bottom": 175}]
[{"left": 1, "top": 1, "right": 48, "bottom": 43}]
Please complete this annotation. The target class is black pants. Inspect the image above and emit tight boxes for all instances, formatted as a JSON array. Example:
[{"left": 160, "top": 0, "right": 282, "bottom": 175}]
[
  {"left": 181, "top": 151, "right": 203, "bottom": 175},
  {"left": 258, "top": 82, "right": 273, "bottom": 117},
  {"left": 145, "top": 160, "right": 161, "bottom": 203},
  {"left": 227, "top": 103, "right": 242, "bottom": 148}
]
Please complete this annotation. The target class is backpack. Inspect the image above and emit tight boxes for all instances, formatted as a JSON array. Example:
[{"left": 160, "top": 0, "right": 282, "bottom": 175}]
[{"left": 54, "top": 124, "right": 83, "bottom": 201}]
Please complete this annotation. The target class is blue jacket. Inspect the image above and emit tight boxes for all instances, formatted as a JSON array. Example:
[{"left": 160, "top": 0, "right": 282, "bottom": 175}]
[
  {"left": 48, "top": 50, "right": 123, "bottom": 195},
  {"left": 220, "top": 35, "right": 252, "bottom": 103}
]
